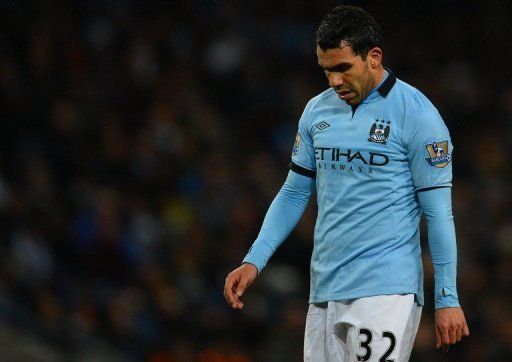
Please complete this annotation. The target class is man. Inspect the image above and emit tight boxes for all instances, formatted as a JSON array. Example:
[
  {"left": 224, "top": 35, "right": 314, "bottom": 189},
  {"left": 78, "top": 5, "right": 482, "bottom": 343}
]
[{"left": 224, "top": 5, "right": 469, "bottom": 361}]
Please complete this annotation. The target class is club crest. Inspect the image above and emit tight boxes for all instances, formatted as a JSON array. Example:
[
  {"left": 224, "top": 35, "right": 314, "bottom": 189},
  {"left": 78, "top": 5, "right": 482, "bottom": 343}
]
[
  {"left": 425, "top": 140, "right": 451, "bottom": 168},
  {"left": 368, "top": 119, "right": 391, "bottom": 145},
  {"left": 292, "top": 132, "right": 301, "bottom": 156}
]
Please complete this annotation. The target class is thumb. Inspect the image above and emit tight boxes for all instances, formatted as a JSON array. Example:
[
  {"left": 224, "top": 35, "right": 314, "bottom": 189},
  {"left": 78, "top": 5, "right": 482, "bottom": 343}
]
[{"left": 236, "top": 280, "right": 248, "bottom": 297}]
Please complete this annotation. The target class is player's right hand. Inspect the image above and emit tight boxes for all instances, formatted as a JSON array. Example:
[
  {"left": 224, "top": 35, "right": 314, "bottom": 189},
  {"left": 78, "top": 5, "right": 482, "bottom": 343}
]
[{"left": 224, "top": 263, "right": 258, "bottom": 310}]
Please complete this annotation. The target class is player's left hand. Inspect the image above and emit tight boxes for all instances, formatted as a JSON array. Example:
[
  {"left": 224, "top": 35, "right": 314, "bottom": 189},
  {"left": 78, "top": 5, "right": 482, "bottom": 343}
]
[{"left": 435, "top": 307, "right": 469, "bottom": 352}]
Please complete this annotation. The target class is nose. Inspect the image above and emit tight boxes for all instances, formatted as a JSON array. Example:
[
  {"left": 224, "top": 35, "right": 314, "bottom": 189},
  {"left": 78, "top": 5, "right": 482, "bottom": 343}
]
[{"left": 327, "top": 72, "right": 344, "bottom": 89}]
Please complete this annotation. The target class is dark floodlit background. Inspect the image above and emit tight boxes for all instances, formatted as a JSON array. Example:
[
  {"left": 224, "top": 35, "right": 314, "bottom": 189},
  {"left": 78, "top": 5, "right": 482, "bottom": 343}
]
[{"left": 0, "top": 1, "right": 510, "bottom": 361}]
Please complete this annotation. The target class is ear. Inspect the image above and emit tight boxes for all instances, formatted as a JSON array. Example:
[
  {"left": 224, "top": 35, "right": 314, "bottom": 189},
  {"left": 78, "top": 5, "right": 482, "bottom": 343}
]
[{"left": 367, "top": 47, "right": 383, "bottom": 68}]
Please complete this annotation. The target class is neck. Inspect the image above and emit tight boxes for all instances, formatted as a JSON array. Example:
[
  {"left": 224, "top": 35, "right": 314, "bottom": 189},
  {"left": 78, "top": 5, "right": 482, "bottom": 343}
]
[
  {"left": 370, "top": 66, "right": 386, "bottom": 91},
  {"left": 359, "top": 66, "right": 385, "bottom": 102}
]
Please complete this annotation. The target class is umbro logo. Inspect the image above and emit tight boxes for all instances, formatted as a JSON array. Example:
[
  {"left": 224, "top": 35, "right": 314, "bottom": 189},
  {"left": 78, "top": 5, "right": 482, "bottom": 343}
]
[{"left": 316, "top": 121, "right": 330, "bottom": 130}]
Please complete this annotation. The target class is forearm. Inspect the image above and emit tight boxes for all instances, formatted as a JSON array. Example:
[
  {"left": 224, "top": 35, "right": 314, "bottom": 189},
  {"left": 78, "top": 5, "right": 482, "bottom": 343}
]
[
  {"left": 243, "top": 170, "right": 315, "bottom": 273},
  {"left": 418, "top": 187, "right": 459, "bottom": 309}
]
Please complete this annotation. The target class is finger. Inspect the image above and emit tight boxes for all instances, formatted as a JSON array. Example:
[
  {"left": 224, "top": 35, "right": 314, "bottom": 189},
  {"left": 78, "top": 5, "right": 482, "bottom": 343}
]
[
  {"left": 229, "top": 294, "right": 242, "bottom": 309},
  {"left": 230, "top": 292, "right": 244, "bottom": 309},
  {"left": 233, "top": 282, "right": 247, "bottom": 309},
  {"left": 231, "top": 282, "right": 242, "bottom": 304},
  {"left": 236, "top": 279, "right": 248, "bottom": 298},
  {"left": 449, "top": 328, "right": 457, "bottom": 345},
  {"left": 435, "top": 326, "right": 441, "bottom": 348},
  {"left": 223, "top": 278, "right": 231, "bottom": 297},
  {"left": 456, "top": 326, "right": 462, "bottom": 342},
  {"left": 223, "top": 286, "right": 231, "bottom": 305},
  {"left": 232, "top": 294, "right": 242, "bottom": 308},
  {"left": 224, "top": 275, "right": 238, "bottom": 305},
  {"left": 462, "top": 323, "right": 470, "bottom": 336},
  {"left": 227, "top": 276, "right": 248, "bottom": 311},
  {"left": 224, "top": 282, "right": 234, "bottom": 305},
  {"left": 441, "top": 327, "right": 450, "bottom": 348}
]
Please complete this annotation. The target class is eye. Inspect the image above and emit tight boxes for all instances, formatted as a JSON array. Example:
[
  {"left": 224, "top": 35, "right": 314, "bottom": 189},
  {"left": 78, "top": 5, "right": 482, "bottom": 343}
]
[{"left": 331, "top": 64, "right": 352, "bottom": 73}]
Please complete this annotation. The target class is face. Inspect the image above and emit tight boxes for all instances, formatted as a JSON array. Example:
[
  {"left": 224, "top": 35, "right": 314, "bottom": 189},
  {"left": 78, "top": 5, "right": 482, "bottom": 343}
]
[{"left": 316, "top": 44, "right": 382, "bottom": 106}]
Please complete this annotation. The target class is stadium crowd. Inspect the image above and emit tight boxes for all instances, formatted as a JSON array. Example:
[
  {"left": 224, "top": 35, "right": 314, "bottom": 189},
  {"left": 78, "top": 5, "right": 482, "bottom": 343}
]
[{"left": 0, "top": 1, "right": 511, "bottom": 361}]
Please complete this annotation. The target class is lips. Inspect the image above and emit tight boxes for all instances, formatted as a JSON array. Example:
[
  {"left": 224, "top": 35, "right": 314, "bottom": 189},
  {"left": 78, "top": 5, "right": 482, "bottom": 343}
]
[{"left": 337, "top": 89, "right": 352, "bottom": 99}]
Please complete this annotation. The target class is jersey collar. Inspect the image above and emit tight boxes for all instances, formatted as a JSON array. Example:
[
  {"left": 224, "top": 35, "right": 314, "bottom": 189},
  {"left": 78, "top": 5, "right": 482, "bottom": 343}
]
[
  {"left": 360, "top": 68, "right": 396, "bottom": 105},
  {"left": 347, "top": 68, "right": 397, "bottom": 112},
  {"left": 377, "top": 67, "right": 396, "bottom": 97}
]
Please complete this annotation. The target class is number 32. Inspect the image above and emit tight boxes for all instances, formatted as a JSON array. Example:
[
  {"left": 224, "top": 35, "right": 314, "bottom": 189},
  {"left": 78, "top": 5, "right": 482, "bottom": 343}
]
[{"left": 356, "top": 328, "right": 396, "bottom": 362}]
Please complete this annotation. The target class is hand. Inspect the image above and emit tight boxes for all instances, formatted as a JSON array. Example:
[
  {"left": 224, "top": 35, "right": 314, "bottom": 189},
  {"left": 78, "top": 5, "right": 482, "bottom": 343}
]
[
  {"left": 223, "top": 263, "right": 258, "bottom": 310},
  {"left": 435, "top": 307, "right": 470, "bottom": 352}
]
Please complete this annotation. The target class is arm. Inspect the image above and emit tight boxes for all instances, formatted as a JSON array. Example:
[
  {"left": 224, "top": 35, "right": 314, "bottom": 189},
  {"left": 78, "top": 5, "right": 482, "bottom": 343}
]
[
  {"left": 224, "top": 170, "right": 315, "bottom": 309},
  {"left": 243, "top": 170, "right": 315, "bottom": 272},
  {"left": 402, "top": 90, "right": 469, "bottom": 350},
  {"left": 417, "top": 187, "right": 469, "bottom": 350},
  {"left": 417, "top": 187, "right": 458, "bottom": 309}
]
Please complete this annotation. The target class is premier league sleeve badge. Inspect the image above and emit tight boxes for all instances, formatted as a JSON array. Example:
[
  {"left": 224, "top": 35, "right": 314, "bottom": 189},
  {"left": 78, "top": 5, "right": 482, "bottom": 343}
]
[
  {"left": 425, "top": 140, "right": 451, "bottom": 168},
  {"left": 292, "top": 133, "right": 301, "bottom": 156}
]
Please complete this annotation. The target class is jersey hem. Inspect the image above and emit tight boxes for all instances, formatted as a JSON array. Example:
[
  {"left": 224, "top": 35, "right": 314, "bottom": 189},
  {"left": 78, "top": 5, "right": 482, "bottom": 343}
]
[{"left": 309, "top": 288, "right": 423, "bottom": 306}]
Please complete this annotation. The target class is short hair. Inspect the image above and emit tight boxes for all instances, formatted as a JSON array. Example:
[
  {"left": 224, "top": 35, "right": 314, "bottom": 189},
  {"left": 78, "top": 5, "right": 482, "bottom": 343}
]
[{"left": 316, "top": 5, "right": 384, "bottom": 60}]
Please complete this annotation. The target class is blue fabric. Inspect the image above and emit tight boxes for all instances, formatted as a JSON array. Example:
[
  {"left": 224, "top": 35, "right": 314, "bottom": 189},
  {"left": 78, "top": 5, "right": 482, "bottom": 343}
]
[
  {"left": 243, "top": 171, "right": 315, "bottom": 273},
  {"left": 418, "top": 187, "right": 460, "bottom": 309},
  {"left": 244, "top": 72, "right": 459, "bottom": 307}
]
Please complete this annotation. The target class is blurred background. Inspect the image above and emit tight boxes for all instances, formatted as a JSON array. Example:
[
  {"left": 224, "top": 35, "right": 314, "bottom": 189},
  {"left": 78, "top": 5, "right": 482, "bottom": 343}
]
[{"left": 0, "top": 0, "right": 511, "bottom": 361}]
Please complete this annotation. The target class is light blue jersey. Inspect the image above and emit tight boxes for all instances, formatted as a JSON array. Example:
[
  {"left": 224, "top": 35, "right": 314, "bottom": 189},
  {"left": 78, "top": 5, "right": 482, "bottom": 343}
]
[{"left": 244, "top": 70, "right": 457, "bottom": 307}]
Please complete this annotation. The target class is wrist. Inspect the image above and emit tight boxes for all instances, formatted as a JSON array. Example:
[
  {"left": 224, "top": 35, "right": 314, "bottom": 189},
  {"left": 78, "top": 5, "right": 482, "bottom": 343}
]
[{"left": 241, "top": 262, "right": 260, "bottom": 275}]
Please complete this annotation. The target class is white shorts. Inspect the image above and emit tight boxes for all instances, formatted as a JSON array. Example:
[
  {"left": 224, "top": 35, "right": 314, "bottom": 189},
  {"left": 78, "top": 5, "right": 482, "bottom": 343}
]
[{"left": 304, "top": 294, "right": 422, "bottom": 362}]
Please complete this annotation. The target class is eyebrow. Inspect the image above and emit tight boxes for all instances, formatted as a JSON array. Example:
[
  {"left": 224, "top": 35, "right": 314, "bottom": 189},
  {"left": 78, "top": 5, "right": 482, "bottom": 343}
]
[{"left": 319, "top": 62, "right": 353, "bottom": 72}]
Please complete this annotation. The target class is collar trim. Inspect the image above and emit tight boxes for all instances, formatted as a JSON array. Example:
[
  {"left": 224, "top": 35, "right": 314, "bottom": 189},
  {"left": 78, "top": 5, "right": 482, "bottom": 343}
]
[{"left": 377, "top": 68, "right": 396, "bottom": 97}]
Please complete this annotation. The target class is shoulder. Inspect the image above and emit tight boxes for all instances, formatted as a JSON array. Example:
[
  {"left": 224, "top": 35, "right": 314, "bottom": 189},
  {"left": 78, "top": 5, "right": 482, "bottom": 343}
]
[
  {"left": 305, "top": 88, "right": 337, "bottom": 112},
  {"left": 298, "top": 88, "right": 338, "bottom": 127},
  {"left": 395, "top": 79, "right": 449, "bottom": 145},
  {"left": 393, "top": 78, "right": 440, "bottom": 118}
]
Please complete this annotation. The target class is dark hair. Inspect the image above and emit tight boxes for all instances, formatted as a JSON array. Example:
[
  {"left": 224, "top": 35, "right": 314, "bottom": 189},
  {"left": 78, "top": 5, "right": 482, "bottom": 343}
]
[{"left": 316, "top": 5, "right": 384, "bottom": 60}]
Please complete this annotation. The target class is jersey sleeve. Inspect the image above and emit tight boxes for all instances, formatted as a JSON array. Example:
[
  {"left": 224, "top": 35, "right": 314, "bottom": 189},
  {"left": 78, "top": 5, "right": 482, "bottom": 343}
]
[
  {"left": 242, "top": 170, "right": 315, "bottom": 273},
  {"left": 418, "top": 187, "right": 460, "bottom": 309},
  {"left": 403, "top": 91, "right": 453, "bottom": 190},
  {"left": 290, "top": 99, "right": 316, "bottom": 175}
]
